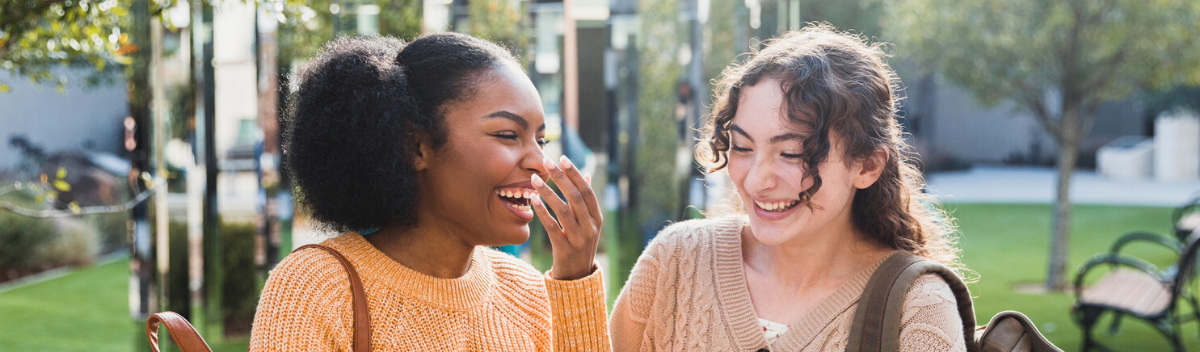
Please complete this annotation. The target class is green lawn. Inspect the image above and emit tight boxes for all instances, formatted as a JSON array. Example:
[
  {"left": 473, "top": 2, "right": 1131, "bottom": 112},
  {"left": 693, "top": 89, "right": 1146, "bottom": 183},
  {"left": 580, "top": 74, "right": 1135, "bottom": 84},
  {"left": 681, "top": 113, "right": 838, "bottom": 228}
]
[
  {"left": 0, "top": 259, "right": 248, "bottom": 352},
  {"left": 0, "top": 203, "right": 1194, "bottom": 351}
]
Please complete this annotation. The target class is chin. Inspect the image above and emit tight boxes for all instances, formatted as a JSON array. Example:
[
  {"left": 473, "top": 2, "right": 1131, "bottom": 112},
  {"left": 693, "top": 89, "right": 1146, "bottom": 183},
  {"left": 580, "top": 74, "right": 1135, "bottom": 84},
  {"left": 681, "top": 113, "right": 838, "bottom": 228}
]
[
  {"left": 747, "top": 220, "right": 797, "bottom": 245},
  {"left": 491, "top": 225, "right": 531, "bottom": 246}
]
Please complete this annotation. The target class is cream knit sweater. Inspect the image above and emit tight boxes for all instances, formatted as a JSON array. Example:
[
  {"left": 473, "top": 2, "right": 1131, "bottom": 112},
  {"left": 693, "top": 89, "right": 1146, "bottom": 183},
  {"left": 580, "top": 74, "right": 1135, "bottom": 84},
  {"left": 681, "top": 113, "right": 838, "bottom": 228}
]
[
  {"left": 250, "top": 233, "right": 610, "bottom": 351},
  {"left": 609, "top": 216, "right": 967, "bottom": 352}
]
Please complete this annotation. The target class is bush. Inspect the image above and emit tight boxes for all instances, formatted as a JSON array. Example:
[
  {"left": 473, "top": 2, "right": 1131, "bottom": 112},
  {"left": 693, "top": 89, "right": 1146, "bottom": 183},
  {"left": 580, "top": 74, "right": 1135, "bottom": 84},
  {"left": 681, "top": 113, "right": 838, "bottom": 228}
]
[
  {"left": 86, "top": 212, "right": 129, "bottom": 254},
  {"left": 221, "top": 221, "right": 259, "bottom": 337},
  {"left": 0, "top": 211, "right": 56, "bottom": 281},
  {"left": 37, "top": 218, "right": 99, "bottom": 268},
  {"left": 167, "top": 220, "right": 191, "bottom": 319}
]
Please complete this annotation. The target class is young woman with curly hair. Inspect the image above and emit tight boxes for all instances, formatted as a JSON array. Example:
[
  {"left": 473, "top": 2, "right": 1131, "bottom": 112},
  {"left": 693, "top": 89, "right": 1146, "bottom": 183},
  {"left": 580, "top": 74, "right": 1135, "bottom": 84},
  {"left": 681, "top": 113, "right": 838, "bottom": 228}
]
[
  {"left": 609, "top": 25, "right": 967, "bottom": 351},
  {"left": 250, "top": 34, "right": 609, "bottom": 351}
]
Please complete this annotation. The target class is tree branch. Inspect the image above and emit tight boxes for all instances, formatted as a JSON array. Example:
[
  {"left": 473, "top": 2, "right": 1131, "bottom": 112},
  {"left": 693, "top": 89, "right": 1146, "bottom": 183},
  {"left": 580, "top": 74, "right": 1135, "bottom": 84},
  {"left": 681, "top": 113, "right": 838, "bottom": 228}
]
[
  {"left": 0, "top": 180, "right": 162, "bottom": 218},
  {"left": 1019, "top": 90, "right": 1063, "bottom": 142}
]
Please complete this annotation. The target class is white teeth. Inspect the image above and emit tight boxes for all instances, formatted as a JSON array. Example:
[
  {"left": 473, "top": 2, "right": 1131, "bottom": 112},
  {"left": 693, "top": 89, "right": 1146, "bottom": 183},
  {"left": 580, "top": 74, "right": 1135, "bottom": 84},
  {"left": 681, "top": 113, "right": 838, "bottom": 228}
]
[
  {"left": 497, "top": 189, "right": 535, "bottom": 200},
  {"left": 755, "top": 200, "right": 798, "bottom": 211}
]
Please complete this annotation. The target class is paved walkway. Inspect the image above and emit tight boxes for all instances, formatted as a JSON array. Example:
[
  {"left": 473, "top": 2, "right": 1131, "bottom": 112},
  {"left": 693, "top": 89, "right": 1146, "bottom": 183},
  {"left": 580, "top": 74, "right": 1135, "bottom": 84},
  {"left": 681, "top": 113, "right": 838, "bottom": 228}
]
[{"left": 926, "top": 165, "right": 1200, "bottom": 206}]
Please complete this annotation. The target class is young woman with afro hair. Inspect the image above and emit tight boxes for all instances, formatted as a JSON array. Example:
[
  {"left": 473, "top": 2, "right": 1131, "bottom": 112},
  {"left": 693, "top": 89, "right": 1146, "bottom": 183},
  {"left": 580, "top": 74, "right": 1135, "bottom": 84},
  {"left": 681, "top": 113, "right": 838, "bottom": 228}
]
[{"left": 249, "top": 34, "right": 609, "bottom": 351}]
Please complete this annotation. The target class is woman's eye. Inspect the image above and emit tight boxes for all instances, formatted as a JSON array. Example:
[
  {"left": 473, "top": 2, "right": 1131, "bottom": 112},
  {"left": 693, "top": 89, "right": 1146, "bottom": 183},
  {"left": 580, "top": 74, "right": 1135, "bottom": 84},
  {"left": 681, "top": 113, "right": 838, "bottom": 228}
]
[
  {"left": 493, "top": 132, "right": 519, "bottom": 140},
  {"left": 781, "top": 152, "right": 803, "bottom": 160},
  {"left": 536, "top": 138, "right": 548, "bottom": 147},
  {"left": 730, "top": 145, "right": 752, "bottom": 153}
]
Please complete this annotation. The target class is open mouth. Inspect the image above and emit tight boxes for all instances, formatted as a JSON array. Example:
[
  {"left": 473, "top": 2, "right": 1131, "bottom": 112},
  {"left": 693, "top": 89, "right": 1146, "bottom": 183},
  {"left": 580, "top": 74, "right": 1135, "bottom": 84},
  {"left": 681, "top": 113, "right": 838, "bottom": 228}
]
[
  {"left": 753, "top": 199, "right": 800, "bottom": 212},
  {"left": 496, "top": 188, "right": 535, "bottom": 212}
]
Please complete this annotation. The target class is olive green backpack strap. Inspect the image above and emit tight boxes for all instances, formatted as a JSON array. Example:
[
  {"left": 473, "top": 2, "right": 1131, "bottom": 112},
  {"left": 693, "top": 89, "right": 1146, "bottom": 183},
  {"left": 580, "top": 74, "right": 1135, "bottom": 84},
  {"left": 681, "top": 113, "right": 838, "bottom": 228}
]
[
  {"left": 845, "top": 252, "right": 1063, "bottom": 352},
  {"left": 845, "top": 251, "right": 978, "bottom": 352}
]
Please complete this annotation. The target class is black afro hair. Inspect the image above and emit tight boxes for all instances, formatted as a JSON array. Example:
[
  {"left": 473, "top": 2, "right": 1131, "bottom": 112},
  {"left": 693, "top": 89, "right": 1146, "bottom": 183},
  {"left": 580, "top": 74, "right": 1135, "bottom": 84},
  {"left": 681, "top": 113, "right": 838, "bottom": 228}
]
[{"left": 283, "top": 34, "right": 517, "bottom": 233}]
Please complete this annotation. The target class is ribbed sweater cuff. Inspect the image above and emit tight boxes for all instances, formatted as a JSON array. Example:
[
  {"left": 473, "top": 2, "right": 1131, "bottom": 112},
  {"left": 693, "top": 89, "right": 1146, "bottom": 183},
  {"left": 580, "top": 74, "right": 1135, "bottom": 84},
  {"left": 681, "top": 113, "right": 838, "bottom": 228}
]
[{"left": 545, "top": 265, "right": 611, "bottom": 351}]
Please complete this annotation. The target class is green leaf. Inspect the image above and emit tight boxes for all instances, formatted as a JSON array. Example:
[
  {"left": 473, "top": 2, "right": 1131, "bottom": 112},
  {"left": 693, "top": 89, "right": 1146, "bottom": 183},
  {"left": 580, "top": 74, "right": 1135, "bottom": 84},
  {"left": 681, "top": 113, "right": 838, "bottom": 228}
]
[
  {"left": 57, "top": 166, "right": 67, "bottom": 179},
  {"left": 54, "top": 180, "right": 71, "bottom": 192}
]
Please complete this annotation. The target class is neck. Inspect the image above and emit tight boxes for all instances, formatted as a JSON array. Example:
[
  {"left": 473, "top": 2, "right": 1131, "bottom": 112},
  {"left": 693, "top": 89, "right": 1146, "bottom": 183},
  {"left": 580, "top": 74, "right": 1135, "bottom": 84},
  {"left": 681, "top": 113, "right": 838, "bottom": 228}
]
[
  {"left": 364, "top": 213, "right": 476, "bottom": 279},
  {"left": 741, "top": 217, "right": 890, "bottom": 292}
]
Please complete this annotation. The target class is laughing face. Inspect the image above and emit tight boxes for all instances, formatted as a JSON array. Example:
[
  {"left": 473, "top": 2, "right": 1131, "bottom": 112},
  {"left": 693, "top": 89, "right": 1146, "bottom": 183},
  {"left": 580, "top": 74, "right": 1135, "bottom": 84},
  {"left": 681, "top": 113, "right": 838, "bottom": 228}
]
[
  {"left": 415, "top": 60, "right": 548, "bottom": 246},
  {"left": 727, "top": 78, "right": 878, "bottom": 246}
]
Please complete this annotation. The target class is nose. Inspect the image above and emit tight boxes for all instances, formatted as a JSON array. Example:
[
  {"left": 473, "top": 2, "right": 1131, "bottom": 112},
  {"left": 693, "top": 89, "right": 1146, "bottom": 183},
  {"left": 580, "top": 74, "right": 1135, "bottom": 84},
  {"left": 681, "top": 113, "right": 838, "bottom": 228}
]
[
  {"left": 522, "top": 143, "right": 547, "bottom": 177},
  {"left": 742, "top": 156, "right": 777, "bottom": 196}
]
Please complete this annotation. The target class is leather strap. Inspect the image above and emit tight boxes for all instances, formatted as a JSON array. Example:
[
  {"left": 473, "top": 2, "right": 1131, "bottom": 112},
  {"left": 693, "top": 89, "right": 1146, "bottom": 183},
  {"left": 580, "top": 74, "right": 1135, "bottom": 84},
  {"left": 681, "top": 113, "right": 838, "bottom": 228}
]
[
  {"left": 846, "top": 251, "right": 977, "bottom": 352},
  {"left": 144, "top": 244, "right": 372, "bottom": 352},
  {"left": 297, "top": 244, "right": 372, "bottom": 352},
  {"left": 145, "top": 311, "right": 213, "bottom": 352}
]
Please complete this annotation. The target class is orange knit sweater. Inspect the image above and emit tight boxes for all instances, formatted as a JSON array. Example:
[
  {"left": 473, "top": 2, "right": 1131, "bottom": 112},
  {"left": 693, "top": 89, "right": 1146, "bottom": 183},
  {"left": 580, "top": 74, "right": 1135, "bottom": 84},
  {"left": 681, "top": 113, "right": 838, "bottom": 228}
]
[{"left": 249, "top": 233, "right": 610, "bottom": 351}]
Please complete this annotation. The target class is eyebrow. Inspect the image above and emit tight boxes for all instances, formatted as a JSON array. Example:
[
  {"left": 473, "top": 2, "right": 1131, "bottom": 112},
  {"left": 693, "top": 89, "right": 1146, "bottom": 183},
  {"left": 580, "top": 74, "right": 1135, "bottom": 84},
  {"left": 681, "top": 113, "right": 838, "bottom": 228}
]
[
  {"left": 729, "top": 124, "right": 807, "bottom": 143},
  {"left": 483, "top": 111, "right": 546, "bottom": 132}
]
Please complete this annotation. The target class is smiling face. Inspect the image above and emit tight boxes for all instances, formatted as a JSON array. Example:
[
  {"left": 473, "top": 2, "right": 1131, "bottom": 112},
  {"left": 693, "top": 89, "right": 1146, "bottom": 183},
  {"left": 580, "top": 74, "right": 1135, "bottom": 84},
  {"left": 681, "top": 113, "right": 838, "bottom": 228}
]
[
  {"left": 414, "top": 60, "right": 548, "bottom": 246},
  {"left": 727, "top": 78, "right": 880, "bottom": 246}
]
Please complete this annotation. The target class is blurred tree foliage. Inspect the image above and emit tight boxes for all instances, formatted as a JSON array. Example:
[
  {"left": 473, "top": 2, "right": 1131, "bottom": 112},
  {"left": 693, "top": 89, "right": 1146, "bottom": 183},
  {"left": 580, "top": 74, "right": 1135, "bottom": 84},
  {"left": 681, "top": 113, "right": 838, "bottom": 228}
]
[
  {"left": 377, "top": 0, "right": 421, "bottom": 39},
  {"left": 792, "top": 0, "right": 884, "bottom": 39},
  {"left": 466, "top": 0, "right": 528, "bottom": 63},
  {"left": 704, "top": 0, "right": 742, "bottom": 88},
  {"left": 0, "top": 0, "right": 139, "bottom": 92},
  {"left": 884, "top": 0, "right": 1200, "bottom": 290},
  {"left": 635, "top": 0, "right": 682, "bottom": 229},
  {"left": 1, "top": 0, "right": 422, "bottom": 93}
]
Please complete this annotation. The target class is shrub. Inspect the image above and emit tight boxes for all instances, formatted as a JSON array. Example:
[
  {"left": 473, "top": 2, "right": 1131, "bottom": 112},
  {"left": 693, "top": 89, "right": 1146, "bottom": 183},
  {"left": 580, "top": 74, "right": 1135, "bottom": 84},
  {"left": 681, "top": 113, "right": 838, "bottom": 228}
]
[
  {"left": 221, "top": 221, "right": 259, "bottom": 337},
  {"left": 86, "top": 212, "right": 129, "bottom": 254},
  {"left": 0, "top": 211, "right": 56, "bottom": 281},
  {"left": 37, "top": 218, "right": 99, "bottom": 268}
]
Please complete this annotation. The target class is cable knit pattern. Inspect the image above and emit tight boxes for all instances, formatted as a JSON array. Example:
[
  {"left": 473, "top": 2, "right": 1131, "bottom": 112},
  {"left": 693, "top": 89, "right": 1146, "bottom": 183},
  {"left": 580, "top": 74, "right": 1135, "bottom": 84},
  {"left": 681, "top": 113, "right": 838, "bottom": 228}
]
[
  {"left": 610, "top": 216, "right": 966, "bottom": 352},
  {"left": 250, "top": 233, "right": 610, "bottom": 351}
]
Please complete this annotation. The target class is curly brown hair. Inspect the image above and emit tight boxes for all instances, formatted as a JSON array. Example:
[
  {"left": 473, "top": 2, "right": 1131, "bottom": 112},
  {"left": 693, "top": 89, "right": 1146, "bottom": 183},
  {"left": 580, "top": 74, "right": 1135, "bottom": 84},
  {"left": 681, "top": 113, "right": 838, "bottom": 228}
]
[{"left": 697, "top": 24, "right": 962, "bottom": 268}]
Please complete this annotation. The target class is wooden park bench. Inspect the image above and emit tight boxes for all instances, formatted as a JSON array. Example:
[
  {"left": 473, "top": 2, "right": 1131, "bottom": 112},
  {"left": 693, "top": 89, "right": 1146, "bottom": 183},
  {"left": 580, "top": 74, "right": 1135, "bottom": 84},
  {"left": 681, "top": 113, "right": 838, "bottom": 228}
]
[
  {"left": 1072, "top": 231, "right": 1200, "bottom": 352},
  {"left": 1174, "top": 194, "right": 1200, "bottom": 241}
]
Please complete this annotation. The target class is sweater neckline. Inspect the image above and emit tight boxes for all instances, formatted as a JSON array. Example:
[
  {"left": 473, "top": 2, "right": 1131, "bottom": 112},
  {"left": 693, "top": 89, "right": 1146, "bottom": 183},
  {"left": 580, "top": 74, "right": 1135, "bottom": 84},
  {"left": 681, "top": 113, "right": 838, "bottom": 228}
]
[
  {"left": 326, "top": 233, "right": 497, "bottom": 312},
  {"left": 708, "top": 216, "right": 894, "bottom": 351}
]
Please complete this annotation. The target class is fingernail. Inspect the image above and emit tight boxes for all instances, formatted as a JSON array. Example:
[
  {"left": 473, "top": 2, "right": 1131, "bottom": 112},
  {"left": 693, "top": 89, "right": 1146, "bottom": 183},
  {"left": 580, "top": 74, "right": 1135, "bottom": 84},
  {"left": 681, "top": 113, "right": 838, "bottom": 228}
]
[
  {"left": 532, "top": 174, "right": 545, "bottom": 187},
  {"left": 584, "top": 175, "right": 591, "bottom": 184},
  {"left": 531, "top": 196, "right": 542, "bottom": 205},
  {"left": 543, "top": 156, "right": 557, "bottom": 170},
  {"left": 560, "top": 155, "right": 574, "bottom": 170}
]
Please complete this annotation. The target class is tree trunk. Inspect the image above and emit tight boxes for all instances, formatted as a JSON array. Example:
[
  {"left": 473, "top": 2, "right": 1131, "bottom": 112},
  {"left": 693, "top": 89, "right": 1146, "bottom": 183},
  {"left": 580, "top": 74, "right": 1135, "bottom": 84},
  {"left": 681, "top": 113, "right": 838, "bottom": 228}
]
[{"left": 1045, "top": 113, "right": 1080, "bottom": 291}]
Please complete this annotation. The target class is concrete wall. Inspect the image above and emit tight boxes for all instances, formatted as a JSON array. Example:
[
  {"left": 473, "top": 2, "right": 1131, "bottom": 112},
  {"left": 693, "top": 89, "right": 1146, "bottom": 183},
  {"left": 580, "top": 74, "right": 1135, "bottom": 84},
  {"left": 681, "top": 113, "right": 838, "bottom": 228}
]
[
  {"left": 0, "top": 70, "right": 128, "bottom": 170},
  {"left": 905, "top": 73, "right": 1146, "bottom": 164}
]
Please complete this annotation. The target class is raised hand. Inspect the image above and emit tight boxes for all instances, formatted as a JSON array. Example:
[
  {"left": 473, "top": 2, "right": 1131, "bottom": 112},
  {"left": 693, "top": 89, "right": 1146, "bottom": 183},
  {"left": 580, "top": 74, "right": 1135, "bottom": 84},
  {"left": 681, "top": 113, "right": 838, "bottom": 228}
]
[{"left": 531, "top": 155, "right": 603, "bottom": 281}]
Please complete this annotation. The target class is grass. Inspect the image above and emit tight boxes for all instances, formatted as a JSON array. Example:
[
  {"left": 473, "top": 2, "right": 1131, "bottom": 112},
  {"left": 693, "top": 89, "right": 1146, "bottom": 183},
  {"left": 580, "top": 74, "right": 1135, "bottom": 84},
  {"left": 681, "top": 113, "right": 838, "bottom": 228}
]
[
  {"left": 0, "top": 203, "right": 1195, "bottom": 351},
  {"left": 0, "top": 259, "right": 248, "bottom": 352},
  {"left": 950, "top": 203, "right": 1198, "bottom": 352}
]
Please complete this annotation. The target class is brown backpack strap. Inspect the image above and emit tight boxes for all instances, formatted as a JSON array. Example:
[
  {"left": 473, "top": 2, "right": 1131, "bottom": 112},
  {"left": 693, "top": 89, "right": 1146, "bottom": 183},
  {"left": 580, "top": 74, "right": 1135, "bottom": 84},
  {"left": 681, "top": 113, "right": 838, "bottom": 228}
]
[
  {"left": 297, "top": 244, "right": 372, "bottom": 352},
  {"left": 145, "top": 311, "right": 213, "bottom": 352},
  {"left": 144, "top": 244, "right": 372, "bottom": 352},
  {"left": 846, "top": 251, "right": 978, "bottom": 352}
]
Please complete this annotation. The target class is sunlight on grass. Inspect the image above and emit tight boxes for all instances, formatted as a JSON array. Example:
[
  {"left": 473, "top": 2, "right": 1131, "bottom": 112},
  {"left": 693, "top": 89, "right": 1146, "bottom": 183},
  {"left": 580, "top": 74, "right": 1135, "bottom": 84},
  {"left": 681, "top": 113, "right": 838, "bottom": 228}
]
[{"left": 0, "top": 259, "right": 248, "bottom": 352}]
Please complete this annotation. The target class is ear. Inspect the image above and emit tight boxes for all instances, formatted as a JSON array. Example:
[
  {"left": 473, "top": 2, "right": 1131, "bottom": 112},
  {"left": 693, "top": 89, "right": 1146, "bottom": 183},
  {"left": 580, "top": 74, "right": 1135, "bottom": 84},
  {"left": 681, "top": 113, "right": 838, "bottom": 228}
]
[
  {"left": 411, "top": 134, "right": 434, "bottom": 171},
  {"left": 852, "top": 148, "right": 887, "bottom": 189}
]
